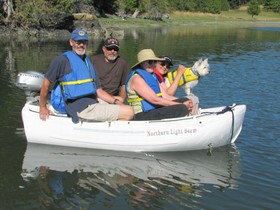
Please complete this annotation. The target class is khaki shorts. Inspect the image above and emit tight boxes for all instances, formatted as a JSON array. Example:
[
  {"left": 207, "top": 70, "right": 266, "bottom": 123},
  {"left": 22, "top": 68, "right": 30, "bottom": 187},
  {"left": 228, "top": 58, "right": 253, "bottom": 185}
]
[{"left": 77, "top": 101, "right": 120, "bottom": 121}]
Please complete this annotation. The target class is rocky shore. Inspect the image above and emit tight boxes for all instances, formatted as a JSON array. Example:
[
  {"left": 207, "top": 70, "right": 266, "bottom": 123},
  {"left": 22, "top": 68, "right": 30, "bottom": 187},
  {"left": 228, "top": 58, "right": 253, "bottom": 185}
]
[
  {"left": 0, "top": 12, "right": 124, "bottom": 41},
  {"left": 1, "top": 11, "right": 279, "bottom": 41}
]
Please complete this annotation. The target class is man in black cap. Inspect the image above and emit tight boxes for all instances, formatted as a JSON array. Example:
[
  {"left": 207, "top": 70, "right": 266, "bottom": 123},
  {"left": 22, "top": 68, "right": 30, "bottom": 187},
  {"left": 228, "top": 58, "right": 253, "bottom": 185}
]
[{"left": 90, "top": 37, "right": 130, "bottom": 103}]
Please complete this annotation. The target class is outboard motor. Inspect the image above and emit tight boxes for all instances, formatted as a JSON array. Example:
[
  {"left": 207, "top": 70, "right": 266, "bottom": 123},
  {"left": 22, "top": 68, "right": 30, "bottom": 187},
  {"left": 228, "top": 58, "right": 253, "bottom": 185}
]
[{"left": 16, "top": 71, "right": 44, "bottom": 97}]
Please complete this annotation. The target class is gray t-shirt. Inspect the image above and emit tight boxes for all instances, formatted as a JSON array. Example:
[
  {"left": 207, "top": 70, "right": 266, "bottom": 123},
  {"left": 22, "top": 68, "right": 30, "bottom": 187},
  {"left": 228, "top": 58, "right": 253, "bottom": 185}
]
[{"left": 45, "top": 53, "right": 101, "bottom": 123}]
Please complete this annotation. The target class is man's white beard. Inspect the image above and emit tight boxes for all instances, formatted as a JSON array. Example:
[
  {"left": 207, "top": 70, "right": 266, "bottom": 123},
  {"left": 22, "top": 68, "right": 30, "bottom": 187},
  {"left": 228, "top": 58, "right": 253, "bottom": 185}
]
[
  {"left": 106, "top": 55, "right": 117, "bottom": 61},
  {"left": 74, "top": 48, "right": 86, "bottom": 56}
]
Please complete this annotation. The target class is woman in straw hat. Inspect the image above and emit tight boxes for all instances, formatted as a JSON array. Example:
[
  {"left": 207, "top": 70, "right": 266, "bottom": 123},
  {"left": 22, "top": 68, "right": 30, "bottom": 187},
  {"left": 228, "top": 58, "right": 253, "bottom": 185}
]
[{"left": 126, "top": 49, "right": 193, "bottom": 120}]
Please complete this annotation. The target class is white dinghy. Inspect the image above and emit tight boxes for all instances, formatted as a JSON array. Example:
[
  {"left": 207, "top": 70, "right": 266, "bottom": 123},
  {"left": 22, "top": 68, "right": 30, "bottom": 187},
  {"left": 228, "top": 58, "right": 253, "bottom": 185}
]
[{"left": 16, "top": 71, "right": 246, "bottom": 152}]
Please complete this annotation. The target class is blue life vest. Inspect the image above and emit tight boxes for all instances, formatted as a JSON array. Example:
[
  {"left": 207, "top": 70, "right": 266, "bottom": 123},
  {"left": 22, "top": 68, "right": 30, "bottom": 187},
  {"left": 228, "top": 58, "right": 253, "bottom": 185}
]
[
  {"left": 51, "top": 83, "right": 67, "bottom": 114},
  {"left": 126, "top": 68, "right": 162, "bottom": 112},
  {"left": 51, "top": 51, "right": 96, "bottom": 113}
]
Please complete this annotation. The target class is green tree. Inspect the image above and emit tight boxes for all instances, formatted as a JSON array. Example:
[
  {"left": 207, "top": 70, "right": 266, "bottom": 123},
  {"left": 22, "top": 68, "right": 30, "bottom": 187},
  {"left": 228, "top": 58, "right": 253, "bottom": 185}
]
[
  {"left": 196, "top": 0, "right": 221, "bottom": 14},
  {"left": 228, "top": 0, "right": 242, "bottom": 9},
  {"left": 247, "top": 0, "right": 261, "bottom": 17},
  {"left": 115, "top": 0, "right": 138, "bottom": 16},
  {"left": 169, "top": 0, "right": 197, "bottom": 11},
  {"left": 138, "top": 0, "right": 169, "bottom": 20},
  {"left": 264, "top": 0, "right": 280, "bottom": 13},
  {"left": 124, "top": 0, "right": 139, "bottom": 10},
  {"left": 11, "top": 0, "right": 73, "bottom": 27},
  {"left": 221, "top": 0, "right": 230, "bottom": 11}
]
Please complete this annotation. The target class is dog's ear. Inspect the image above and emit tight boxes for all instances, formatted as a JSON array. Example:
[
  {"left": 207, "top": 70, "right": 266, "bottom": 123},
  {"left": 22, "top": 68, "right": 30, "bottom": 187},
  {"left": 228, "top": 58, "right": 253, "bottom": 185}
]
[
  {"left": 202, "top": 58, "right": 209, "bottom": 65},
  {"left": 192, "top": 59, "right": 200, "bottom": 69},
  {"left": 203, "top": 59, "right": 210, "bottom": 73}
]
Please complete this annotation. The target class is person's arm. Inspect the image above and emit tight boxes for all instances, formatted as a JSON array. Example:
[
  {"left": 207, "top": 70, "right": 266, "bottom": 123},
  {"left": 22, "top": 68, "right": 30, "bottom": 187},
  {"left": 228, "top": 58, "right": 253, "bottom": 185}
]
[
  {"left": 97, "top": 88, "right": 122, "bottom": 105},
  {"left": 166, "top": 64, "right": 186, "bottom": 95},
  {"left": 39, "top": 55, "right": 68, "bottom": 120},
  {"left": 131, "top": 74, "right": 193, "bottom": 111},
  {"left": 159, "top": 83, "right": 178, "bottom": 101},
  {"left": 130, "top": 75, "right": 179, "bottom": 107},
  {"left": 119, "top": 84, "right": 127, "bottom": 101},
  {"left": 119, "top": 59, "right": 130, "bottom": 101},
  {"left": 39, "top": 78, "right": 52, "bottom": 120}
]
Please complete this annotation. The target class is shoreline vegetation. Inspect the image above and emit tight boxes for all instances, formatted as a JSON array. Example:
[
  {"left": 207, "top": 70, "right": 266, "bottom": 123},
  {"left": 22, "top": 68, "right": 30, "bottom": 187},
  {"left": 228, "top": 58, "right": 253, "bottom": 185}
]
[
  {"left": 99, "top": 8, "right": 280, "bottom": 29},
  {"left": 1, "top": 7, "right": 279, "bottom": 41}
]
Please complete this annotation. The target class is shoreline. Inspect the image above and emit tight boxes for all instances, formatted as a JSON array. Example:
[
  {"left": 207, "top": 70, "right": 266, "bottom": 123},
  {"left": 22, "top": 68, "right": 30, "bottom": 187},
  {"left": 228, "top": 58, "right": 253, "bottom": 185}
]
[
  {"left": 99, "top": 18, "right": 280, "bottom": 29},
  {"left": 98, "top": 10, "right": 280, "bottom": 29},
  {"left": 1, "top": 10, "right": 279, "bottom": 41}
]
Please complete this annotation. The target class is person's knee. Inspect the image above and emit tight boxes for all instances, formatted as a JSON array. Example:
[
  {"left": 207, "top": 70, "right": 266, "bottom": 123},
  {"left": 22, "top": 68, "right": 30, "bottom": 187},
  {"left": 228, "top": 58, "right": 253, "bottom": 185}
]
[
  {"left": 119, "top": 105, "right": 134, "bottom": 120},
  {"left": 126, "top": 106, "right": 135, "bottom": 120}
]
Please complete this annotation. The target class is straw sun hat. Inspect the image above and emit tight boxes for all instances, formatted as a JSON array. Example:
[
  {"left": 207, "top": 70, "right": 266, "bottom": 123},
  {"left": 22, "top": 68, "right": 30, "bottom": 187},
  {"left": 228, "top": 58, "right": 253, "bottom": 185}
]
[{"left": 131, "top": 49, "right": 165, "bottom": 69}]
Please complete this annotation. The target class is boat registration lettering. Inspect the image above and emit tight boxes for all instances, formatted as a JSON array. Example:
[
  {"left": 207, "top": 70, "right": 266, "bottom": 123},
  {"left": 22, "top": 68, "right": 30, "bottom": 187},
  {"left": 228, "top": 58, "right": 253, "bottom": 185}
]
[{"left": 146, "top": 128, "right": 197, "bottom": 136}]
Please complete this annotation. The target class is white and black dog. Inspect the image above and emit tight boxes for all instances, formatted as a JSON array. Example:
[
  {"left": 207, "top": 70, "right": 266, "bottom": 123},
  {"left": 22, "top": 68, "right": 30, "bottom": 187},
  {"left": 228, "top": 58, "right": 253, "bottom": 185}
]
[{"left": 167, "top": 58, "right": 210, "bottom": 115}]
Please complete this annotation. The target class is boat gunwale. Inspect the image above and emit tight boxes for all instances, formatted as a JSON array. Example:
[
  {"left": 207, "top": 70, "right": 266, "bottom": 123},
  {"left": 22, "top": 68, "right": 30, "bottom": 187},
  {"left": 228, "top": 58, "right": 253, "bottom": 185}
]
[{"left": 24, "top": 101, "right": 231, "bottom": 124}]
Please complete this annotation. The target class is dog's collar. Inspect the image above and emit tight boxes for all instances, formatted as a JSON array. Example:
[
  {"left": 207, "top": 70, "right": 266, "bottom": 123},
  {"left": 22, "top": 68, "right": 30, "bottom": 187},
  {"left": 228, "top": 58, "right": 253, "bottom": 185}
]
[{"left": 191, "top": 68, "right": 200, "bottom": 77}]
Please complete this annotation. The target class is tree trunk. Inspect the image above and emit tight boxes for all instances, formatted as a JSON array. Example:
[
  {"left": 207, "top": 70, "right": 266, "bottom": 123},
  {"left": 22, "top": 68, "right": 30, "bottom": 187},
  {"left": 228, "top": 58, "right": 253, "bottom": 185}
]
[
  {"left": 3, "top": 0, "right": 15, "bottom": 22},
  {"left": 132, "top": 9, "right": 139, "bottom": 18}
]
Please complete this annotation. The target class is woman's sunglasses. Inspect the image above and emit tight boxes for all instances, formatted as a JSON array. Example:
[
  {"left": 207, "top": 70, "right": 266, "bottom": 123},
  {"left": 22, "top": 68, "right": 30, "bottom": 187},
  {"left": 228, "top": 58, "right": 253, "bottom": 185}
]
[
  {"left": 148, "top": 60, "right": 156, "bottom": 65},
  {"left": 159, "top": 62, "right": 171, "bottom": 68}
]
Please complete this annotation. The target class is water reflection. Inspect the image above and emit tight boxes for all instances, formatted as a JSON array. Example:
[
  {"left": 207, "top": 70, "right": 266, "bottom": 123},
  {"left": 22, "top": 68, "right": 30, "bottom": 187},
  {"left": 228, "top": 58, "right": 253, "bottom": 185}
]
[{"left": 20, "top": 143, "right": 241, "bottom": 209}]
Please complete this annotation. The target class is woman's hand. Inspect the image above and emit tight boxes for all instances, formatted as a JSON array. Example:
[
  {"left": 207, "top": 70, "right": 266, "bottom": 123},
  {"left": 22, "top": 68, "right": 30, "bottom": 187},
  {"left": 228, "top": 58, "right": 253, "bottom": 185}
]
[
  {"left": 184, "top": 99, "right": 193, "bottom": 111},
  {"left": 177, "top": 65, "right": 186, "bottom": 76}
]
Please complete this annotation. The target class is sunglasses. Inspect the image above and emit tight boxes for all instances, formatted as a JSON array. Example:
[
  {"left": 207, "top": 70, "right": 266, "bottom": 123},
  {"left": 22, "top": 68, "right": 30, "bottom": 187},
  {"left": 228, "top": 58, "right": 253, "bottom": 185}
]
[
  {"left": 159, "top": 62, "right": 171, "bottom": 68},
  {"left": 148, "top": 60, "right": 156, "bottom": 65},
  {"left": 74, "top": 40, "right": 88, "bottom": 45},
  {"left": 106, "top": 47, "right": 119, "bottom": 52}
]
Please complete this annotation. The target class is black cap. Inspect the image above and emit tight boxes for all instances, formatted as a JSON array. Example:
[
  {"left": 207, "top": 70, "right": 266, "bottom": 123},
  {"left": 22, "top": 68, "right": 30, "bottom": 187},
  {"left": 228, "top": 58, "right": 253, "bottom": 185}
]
[
  {"left": 104, "top": 37, "right": 119, "bottom": 49},
  {"left": 159, "top": 55, "right": 173, "bottom": 66}
]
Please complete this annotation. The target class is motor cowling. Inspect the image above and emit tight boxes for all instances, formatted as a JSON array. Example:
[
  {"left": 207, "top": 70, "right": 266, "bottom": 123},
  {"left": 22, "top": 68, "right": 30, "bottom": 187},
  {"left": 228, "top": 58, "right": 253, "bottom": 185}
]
[{"left": 16, "top": 71, "right": 44, "bottom": 96}]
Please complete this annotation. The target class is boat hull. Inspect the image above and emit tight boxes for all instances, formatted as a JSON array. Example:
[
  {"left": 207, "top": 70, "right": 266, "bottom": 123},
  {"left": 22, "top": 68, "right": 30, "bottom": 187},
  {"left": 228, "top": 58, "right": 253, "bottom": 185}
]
[{"left": 21, "top": 102, "right": 246, "bottom": 152}]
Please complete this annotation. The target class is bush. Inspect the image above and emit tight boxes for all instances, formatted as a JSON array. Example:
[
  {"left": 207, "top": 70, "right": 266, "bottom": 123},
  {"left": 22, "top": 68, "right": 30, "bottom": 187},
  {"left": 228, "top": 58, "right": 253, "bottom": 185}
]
[{"left": 247, "top": 0, "right": 260, "bottom": 17}]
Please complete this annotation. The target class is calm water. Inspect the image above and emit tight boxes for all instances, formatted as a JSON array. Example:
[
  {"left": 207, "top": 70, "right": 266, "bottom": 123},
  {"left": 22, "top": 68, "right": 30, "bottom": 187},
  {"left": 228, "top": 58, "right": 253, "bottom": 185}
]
[{"left": 0, "top": 23, "right": 280, "bottom": 210}]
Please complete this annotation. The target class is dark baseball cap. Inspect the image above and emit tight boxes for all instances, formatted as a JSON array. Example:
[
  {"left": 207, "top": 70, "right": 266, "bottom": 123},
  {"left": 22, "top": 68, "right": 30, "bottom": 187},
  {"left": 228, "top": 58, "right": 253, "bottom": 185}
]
[
  {"left": 159, "top": 55, "right": 173, "bottom": 66},
  {"left": 104, "top": 37, "right": 119, "bottom": 49}
]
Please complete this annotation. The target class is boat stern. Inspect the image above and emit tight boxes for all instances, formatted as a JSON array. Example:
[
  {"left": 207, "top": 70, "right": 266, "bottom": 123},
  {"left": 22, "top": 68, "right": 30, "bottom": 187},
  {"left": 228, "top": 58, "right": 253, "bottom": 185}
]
[{"left": 230, "top": 104, "right": 246, "bottom": 143}]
